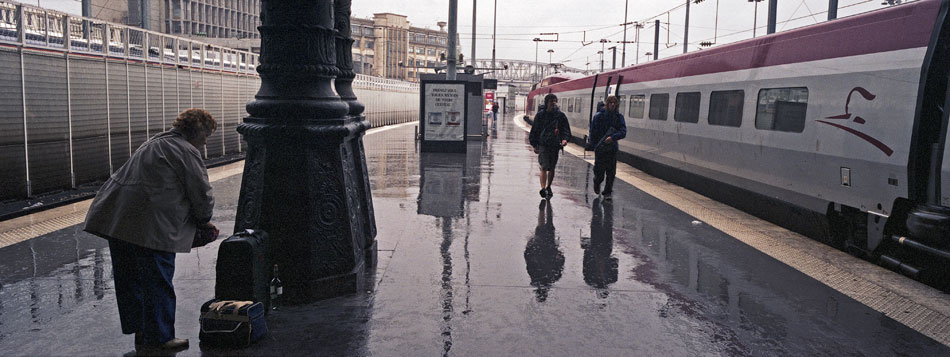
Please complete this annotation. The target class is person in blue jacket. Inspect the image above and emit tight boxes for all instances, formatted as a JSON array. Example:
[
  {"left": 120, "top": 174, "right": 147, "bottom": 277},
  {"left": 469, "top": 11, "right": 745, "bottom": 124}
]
[{"left": 587, "top": 96, "right": 627, "bottom": 200}]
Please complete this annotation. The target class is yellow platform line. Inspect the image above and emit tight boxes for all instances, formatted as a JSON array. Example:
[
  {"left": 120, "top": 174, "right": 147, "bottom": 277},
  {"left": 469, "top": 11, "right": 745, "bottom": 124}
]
[{"left": 0, "top": 160, "right": 246, "bottom": 249}]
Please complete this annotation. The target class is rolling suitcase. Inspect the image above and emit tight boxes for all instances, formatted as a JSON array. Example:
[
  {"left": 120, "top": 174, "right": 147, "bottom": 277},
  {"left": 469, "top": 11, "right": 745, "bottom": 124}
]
[{"left": 215, "top": 229, "right": 269, "bottom": 307}]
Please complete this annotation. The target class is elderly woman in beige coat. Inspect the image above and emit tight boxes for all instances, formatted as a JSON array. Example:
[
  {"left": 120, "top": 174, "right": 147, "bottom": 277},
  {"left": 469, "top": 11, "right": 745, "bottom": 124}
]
[{"left": 84, "top": 108, "right": 216, "bottom": 351}]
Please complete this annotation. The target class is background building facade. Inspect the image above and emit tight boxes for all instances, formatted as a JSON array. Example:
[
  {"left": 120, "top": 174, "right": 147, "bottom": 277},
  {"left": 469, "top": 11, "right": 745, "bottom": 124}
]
[
  {"left": 87, "top": 2, "right": 454, "bottom": 79},
  {"left": 89, "top": 0, "right": 260, "bottom": 52},
  {"left": 351, "top": 13, "right": 460, "bottom": 82}
]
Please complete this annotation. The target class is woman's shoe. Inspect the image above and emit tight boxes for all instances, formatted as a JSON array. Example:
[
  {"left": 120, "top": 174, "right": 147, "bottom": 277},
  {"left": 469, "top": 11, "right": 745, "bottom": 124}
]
[
  {"left": 160, "top": 338, "right": 189, "bottom": 350},
  {"left": 137, "top": 338, "right": 189, "bottom": 352}
]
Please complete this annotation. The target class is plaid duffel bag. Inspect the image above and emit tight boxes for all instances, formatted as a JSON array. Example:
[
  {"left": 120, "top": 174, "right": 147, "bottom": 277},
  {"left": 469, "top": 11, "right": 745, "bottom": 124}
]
[{"left": 199, "top": 299, "right": 267, "bottom": 347}]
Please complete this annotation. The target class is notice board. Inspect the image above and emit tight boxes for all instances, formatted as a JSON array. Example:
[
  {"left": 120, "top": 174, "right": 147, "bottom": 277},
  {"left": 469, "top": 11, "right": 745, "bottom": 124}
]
[{"left": 420, "top": 80, "right": 468, "bottom": 152}]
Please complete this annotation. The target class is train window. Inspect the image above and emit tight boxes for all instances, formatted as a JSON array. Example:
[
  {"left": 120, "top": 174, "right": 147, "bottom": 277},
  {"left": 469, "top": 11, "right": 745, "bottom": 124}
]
[
  {"left": 708, "top": 90, "right": 744, "bottom": 127},
  {"left": 568, "top": 98, "right": 574, "bottom": 112},
  {"left": 649, "top": 94, "right": 669, "bottom": 120},
  {"left": 617, "top": 96, "right": 627, "bottom": 116},
  {"left": 755, "top": 87, "right": 808, "bottom": 133},
  {"left": 628, "top": 95, "right": 645, "bottom": 119},
  {"left": 674, "top": 92, "right": 701, "bottom": 123}
]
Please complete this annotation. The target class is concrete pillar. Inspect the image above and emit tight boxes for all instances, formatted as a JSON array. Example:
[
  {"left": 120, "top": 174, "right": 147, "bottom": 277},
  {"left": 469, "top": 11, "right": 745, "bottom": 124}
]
[{"left": 234, "top": 0, "right": 372, "bottom": 304}]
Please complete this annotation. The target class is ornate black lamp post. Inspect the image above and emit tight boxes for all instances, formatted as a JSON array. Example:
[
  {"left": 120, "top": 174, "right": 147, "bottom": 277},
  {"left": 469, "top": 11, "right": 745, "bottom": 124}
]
[
  {"left": 334, "top": 0, "right": 378, "bottom": 268},
  {"left": 234, "top": 0, "right": 375, "bottom": 304}
]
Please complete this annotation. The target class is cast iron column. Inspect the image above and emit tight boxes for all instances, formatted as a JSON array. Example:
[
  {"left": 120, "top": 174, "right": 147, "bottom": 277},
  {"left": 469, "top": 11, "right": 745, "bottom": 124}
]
[
  {"left": 334, "top": 0, "right": 377, "bottom": 266},
  {"left": 235, "top": 0, "right": 370, "bottom": 304}
]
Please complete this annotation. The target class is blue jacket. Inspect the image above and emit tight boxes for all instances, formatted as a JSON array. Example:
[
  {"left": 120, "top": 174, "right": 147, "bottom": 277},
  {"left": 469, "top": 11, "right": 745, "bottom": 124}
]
[{"left": 588, "top": 109, "right": 627, "bottom": 153}]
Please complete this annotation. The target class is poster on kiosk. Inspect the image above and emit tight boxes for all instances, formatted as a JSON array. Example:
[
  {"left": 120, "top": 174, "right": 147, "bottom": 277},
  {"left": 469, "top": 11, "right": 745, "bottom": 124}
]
[{"left": 420, "top": 80, "right": 468, "bottom": 153}]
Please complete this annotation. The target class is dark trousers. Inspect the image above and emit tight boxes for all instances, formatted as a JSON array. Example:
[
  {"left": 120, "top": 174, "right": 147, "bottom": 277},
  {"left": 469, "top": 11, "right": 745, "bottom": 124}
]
[
  {"left": 108, "top": 238, "right": 177, "bottom": 346},
  {"left": 593, "top": 150, "right": 617, "bottom": 194}
]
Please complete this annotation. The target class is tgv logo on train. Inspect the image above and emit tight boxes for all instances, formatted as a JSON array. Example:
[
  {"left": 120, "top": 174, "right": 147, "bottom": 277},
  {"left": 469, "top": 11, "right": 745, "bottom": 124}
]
[{"left": 817, "top": 87, "right": 894, "bottom": 157}]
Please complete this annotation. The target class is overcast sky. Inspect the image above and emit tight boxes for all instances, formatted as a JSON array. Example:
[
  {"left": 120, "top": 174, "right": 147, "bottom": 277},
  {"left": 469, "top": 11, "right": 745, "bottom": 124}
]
[{"left": 34, "top": 0, "right": 900, "bottom": 70}]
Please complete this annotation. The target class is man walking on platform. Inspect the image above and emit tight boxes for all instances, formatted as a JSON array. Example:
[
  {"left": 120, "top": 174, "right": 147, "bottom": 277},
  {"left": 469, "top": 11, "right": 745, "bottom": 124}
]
[
  {"left": 529, "top": 94, "right": 571, "bottom": 199},
  {"left": 587, "top": 96, "right": 627, "bottom": 200}
]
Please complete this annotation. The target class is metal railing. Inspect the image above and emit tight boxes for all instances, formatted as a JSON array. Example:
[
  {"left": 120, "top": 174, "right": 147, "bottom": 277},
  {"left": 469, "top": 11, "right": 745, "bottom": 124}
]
[
  {"left": 0, "top": 0, "right": 259, "bottom": 72},
  {"left": 0, "top": 0, "right": 419, "bottom": 201}
]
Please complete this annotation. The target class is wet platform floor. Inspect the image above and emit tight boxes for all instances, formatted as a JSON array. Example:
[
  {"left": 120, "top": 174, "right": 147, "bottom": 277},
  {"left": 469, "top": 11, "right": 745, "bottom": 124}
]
[{"left": 0, "top": 115, "right": 947, "bottom": 356}]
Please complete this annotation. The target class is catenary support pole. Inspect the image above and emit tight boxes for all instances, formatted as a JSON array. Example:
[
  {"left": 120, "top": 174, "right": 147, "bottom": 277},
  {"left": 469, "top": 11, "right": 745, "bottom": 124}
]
[
  {"left": 448, "top": 0, "right": 458, "bottom": 79},
  {"left": 684, "top": 0, "right": 689, "bottom": 54},
  {"left": 767, "top": 0, "right": 777, "bottom": 34},
  {"left": 653, "top": 20, "right": 659, "bottom": 60}
]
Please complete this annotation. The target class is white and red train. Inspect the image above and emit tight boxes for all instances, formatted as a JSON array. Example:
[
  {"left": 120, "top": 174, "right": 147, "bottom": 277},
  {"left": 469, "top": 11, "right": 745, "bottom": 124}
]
[{"left": 527, "top": 0, "right": 950, "bottom": 282}]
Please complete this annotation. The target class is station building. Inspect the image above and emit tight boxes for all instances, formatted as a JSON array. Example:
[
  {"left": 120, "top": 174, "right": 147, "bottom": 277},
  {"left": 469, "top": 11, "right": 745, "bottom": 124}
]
[{"left": 351, "top": 13, "right": 461, "bottom": 82}]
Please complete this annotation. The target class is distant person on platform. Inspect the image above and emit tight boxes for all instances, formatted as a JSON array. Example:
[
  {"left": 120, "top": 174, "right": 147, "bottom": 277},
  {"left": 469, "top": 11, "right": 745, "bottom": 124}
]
[
  {"left": 529, "top": 93, "right": 571, "bottom": 199},
  {"left": 84, "top": 108, "right": 219, "bottom": 352},
  {"left": 587, "top": 96, "right": 627, "bottom": 200},
  {"left": 492, "top": 101, "right": 500, "bottom": 124}
]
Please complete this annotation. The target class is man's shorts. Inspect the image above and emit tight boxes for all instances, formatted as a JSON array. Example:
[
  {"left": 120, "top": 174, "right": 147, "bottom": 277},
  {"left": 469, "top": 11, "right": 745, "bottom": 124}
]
[{"left": 538, "top": 145, "right": 560, "bottom": 171}]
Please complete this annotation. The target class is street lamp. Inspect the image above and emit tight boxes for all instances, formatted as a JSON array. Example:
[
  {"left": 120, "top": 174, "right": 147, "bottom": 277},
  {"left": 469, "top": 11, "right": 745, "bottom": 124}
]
[
  {"left": 749, "top": 0, "right": 764, "bottom": 38},
  {"left": 533, "top": 37, "right": 541, "bottom": 82},
  {"left": 598, "top": 38, "right": 609, "bottom": 71},
  {"left": 608, "top": 46, "right": 617, "bottom": 69},
  {"left": 546, "top": 49, "right": 553, "bottom": 78},
  {"left": 634, "top": 22, "right": 643, "bottom": 64},
  {"left": 644, "top": 52, "right": 652, "bottom": 62},
  {"left": 622, "top": 0, "right": 629, "bottom": 67},
  {"left": 491, "top": 0, "right": 497, "bottom": 74},
  {"left": 597, "top": 50, "right": 604, "bottom": 72}
]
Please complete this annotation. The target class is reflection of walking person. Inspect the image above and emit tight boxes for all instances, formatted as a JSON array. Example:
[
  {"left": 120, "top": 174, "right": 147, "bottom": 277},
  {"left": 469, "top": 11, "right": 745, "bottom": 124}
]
[
  {"left": 524, "top": 200, "right": 564, "bottom": 302},
  {"left": 583, "top": 197, "right": 618, "bottom": 298}
]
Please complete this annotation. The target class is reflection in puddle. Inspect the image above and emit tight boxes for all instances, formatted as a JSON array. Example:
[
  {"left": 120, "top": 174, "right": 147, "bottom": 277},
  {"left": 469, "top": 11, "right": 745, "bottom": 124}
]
[
  {"left": 524, "top": 200, "right": 564, "bottom": 303},
  {"left": 0, "top": 230, "right": 110, "bottom": 340},
  {"left": 583, "top": 198, "right": 618, "bottom": 299}
]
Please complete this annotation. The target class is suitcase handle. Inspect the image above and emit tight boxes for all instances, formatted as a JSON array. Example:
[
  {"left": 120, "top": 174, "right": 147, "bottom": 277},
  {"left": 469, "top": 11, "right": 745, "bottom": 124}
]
[
  {"left": 208, "top": 300, "right": 253, "bottom": 313},
  {"left": 201, "top": 323, "right": 245, "bottom": 334}
]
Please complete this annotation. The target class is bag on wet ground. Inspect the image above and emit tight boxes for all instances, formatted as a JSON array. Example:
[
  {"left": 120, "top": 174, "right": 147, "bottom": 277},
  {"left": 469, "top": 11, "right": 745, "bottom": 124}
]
[{"left": 199, "top": 299, "right": 267, "bottom": 347}]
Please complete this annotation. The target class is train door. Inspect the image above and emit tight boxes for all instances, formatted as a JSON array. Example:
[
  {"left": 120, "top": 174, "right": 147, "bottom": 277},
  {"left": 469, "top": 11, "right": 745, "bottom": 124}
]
[
  {"left": 591, "top": 75, "right": 611, "bottom": 126},
  {"left": 910, "top": 0, "right": 950, "bottom": 208},
  {"left": 901, "top": 0, "right": 950, "bottom": 257}
]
